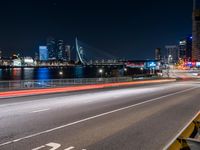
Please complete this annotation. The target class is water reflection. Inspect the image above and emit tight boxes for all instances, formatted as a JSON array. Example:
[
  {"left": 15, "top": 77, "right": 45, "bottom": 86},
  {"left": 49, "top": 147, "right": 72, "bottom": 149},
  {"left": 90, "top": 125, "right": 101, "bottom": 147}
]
[
  {"left": 74, "top": 67, "right": 84, "bottom": 78},
  {"left": 0, "top": 69, "right": 2, "bottom": 79},
  {"left": 37, "top": 68, "right": 50, "bottom": 80},
  {"left": 0, "top": 66, "right": 120, "bottom": 80},
  {"left": 23, "top": 68, "right": 34, "bottom": 80},
  {"left": 12, "top": 68, "right": 22, "bottom": 80}
]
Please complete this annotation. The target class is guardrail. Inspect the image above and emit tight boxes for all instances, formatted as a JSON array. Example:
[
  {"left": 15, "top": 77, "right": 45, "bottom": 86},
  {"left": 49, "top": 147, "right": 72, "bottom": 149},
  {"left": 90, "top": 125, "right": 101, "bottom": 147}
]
[
  {"left": 165, "top": 112, "right": 200, "bottom": 150},
  {"left": 0, "top": 77, "right": 134, "bottom": 91}
]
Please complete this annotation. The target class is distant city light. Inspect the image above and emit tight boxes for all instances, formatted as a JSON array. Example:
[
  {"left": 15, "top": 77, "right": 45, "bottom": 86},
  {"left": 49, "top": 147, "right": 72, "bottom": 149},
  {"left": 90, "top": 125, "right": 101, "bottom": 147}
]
[
  {"left": 13, "top": 59, "right": 22, "bottom": 66},
  {"left": 179, "top": 40, "right": 186, "bottom": 45},
  {"left": 24, "top": 58, "right": 34, "bottom": 63},
  {"left": 149, "top": 62, "right": 156, "bottom": 67},
  {"left": 196, "top": 62, "right": 200, "bottom": 67}
]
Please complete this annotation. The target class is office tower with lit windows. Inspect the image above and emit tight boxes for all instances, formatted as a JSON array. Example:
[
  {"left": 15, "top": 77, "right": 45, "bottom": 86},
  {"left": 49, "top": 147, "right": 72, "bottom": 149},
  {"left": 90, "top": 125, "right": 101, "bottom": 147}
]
[
  {"left": 192, "top": 0, "right": 200, "bottom": 60},
  {"left": 57, "top": 40, "right": 65, "bottom": 60},
  {"left": 155, "top": 48, "right": 161, "bottom": 61},
  {"left": 39, "top": 46, "right": 48, "bottom": 61},
  {"left": 179, "top": 35, "right": 192, "bottom": 60},
  {"left": 47, "top": 37, "right": 57, "bottom": 60},
  {"left": 165, "top": 45, "right": 179, "bottom": 64},
  {"left": 64, "top": 45, "right": 71, "bottom": 61}
]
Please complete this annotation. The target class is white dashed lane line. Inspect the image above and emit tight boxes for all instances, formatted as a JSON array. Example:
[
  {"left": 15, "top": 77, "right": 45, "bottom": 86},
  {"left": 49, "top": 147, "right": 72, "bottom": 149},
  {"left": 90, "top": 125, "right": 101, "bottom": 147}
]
[
  {"left": 64, "top": 146, "right": 75, "bottom": 150},
  {"left": 31, "top": 108, "right": 50, "bottom": 113}
]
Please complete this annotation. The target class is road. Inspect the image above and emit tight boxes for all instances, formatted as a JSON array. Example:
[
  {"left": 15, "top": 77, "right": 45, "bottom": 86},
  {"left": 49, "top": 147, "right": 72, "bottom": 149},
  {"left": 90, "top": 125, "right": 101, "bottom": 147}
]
[
  {"left": 162, "top": 68, "right": 200, "bottom": 78},
  {"left": 0, "top": 81, "right": 200, "bottom": 150}
]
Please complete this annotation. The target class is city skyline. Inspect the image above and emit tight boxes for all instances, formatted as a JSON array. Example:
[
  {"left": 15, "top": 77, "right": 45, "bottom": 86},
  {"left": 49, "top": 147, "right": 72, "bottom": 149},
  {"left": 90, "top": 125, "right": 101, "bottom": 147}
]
[
  {"left": 0, "top": 0, "right": 193, "bottom": 59},
  {"left": 0, "top": 2, "right": 200, "bottom": 150}
]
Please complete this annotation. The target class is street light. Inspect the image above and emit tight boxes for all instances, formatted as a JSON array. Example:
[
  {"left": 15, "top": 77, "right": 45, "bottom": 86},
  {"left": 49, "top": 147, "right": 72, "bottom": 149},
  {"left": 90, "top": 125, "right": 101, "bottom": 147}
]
[
  {"left": 140, "top": 67, "right": 144, "bottom": 74},
  {"left": 124, "top": 68, "right": 127, "bottom": 76},
  {"left": 99, "top": 69, "right": 103, "bottom": 78},
  {"left": 59, "top": 71, "right": 63, "bottom": 75},
  {"left": 124, "top": 68, "right": 127, "bottom": 72}
]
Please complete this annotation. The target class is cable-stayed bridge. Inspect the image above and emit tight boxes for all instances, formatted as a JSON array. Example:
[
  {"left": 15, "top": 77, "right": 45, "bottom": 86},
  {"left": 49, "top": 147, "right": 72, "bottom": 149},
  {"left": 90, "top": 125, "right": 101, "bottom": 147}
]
[{"left": 75, "top": 38, "right": 124, "bottom": 66}]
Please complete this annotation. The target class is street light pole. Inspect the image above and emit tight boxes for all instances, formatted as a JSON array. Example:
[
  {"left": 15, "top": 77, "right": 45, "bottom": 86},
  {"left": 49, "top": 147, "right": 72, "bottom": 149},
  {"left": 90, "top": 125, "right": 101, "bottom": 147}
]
[{"left": 99, "top": 69, "right": 103, "bottom": 78}]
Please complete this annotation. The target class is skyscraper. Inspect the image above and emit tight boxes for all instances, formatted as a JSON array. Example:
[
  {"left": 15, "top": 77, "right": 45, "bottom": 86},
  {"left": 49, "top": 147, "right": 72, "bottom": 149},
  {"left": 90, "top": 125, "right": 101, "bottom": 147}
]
[
  {"left": 39, "top": 46, "right": 48, "bottom": 61},
  {"left": 57, "top": 40, "right": 65, "bottom": 60},
  {"left": 165, "top": 45, "right": 179, "bottom": 64},
  {"left": 179, "top": 35, "right": 192, "bottom": 60},
  {"left": 64, "top": 45, "right": 71, "bottom": 61},
  {"left": 34, "top": 52, "right": 39, "bottom": 61},
  {"left": 155, "top": 48, "right": 161, "bottom": 60},
  {"left": 47, "top": 37, "right": 56, "bottom": 60},
  {"left": 192, "top": 0, "right": 200, "bottom": 60}
]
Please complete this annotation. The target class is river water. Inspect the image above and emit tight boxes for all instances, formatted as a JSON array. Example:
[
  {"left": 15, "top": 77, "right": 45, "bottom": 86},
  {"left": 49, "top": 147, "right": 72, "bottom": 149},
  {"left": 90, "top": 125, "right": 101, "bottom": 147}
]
[{"left": 0, "top": 66, "right": 125, "bottom": 80}]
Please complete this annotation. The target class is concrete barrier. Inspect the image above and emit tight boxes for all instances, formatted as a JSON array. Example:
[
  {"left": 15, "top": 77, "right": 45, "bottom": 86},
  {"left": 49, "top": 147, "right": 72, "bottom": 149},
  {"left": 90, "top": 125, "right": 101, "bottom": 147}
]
[{"left": 165, "top": 112, "right": 200, "bottom": 150}]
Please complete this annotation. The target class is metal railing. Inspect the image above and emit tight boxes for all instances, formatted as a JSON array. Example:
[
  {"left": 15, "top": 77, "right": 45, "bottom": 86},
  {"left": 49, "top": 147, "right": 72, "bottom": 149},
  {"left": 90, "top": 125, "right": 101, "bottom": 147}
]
[{"left": 0, "top": 77, "right": 133, "bottom": 91}]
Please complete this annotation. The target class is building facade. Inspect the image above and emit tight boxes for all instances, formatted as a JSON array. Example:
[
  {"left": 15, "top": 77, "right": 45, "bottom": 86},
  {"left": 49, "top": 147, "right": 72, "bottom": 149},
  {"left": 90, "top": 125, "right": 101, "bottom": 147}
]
[
  {"left": 57, "top": 40, "right": 65, "bottom": 60},
  {"left": 39, "top": 46, "right": 48, "bottom": 61},
  {"left": 192, "top": 0, "right": 200, "bottom": 60},
  {"left": 165, "top": 45, "right": 179, "bottom": 64},
  {"left": 155, "top": 48, "right": 161, "bottom": 60},
  {"left": 64, "top": 45, "right": 71, "bottom": 61},
  {"left": 179, "top": 35, "right": 192, "bottom": 60},
  {"left": 47, "top": 37, "right": 57, "bottom": 60}
]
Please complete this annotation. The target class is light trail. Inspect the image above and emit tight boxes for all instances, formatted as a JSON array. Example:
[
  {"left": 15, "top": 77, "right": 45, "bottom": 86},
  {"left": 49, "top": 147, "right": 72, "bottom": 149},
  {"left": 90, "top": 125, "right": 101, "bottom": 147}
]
[{"left": 0, "top": 79, "right": 175, "bottom": 98}]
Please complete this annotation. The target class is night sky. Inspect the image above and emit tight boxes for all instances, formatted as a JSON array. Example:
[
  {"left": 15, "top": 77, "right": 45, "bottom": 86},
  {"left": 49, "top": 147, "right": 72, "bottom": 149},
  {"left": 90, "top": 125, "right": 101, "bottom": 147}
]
[{"left": 0, "top": 0, "right": 193, "bottom": 59}]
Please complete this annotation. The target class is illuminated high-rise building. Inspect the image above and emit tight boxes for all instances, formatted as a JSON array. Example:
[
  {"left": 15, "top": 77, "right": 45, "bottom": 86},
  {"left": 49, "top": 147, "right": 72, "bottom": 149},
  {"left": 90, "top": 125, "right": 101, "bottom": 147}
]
[
  {"left": 47, "top": 37, "right": 57, "bottom": 60},
  {"left": 57, "top": 40, "right": 65, "bottom": 60},
  {"left": 34, "top": 52, "right": 39, "bottom": 61},
  {"left": 39, "top": 46, "right": 48, "bottom": 61},
  {"left": 165, "top": 45, "right": 179, "bottom": 64},
  {"left": 192, "top": 0, "right": 200, "bottom": 60},
  {"left": 64, "top": 45, "right": 71, "bottom": 61},
  {"left": 155, "top": 48, "right": 161, "bottom": 60},
  {"left": 179, "top": 35, "right": 192, "bottom": 60}
]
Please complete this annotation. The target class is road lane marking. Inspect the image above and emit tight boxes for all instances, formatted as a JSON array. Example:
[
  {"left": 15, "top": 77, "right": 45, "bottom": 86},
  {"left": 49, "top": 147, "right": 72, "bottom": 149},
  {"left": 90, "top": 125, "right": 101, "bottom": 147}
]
[
  {"left": 32, "top": 142, "right": 61, "bottom": 150},
  {"left": 31, "top": 108, "right": 50, "bottom": 113},
  {"left": 46, "top": 143, "right": 61, "bottom": 150},
  {"left": 64, "top": 146, "right": 75, "bottom": 150},
  {"left": 0, "top": 86, "right": 198, "bottom": 147},
  {"left": 32, "top": 143, "right": 86, "bottom": 150},
  {"left": 32, "top": 145, "right": 45, "bottom": 150}
]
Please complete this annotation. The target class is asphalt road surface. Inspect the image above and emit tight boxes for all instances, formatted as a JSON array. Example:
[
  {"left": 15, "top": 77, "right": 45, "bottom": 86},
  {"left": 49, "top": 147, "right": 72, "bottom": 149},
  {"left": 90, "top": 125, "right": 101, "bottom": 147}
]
[{"left": 0, "top": 81, "right": 200, "bottom": 150}]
